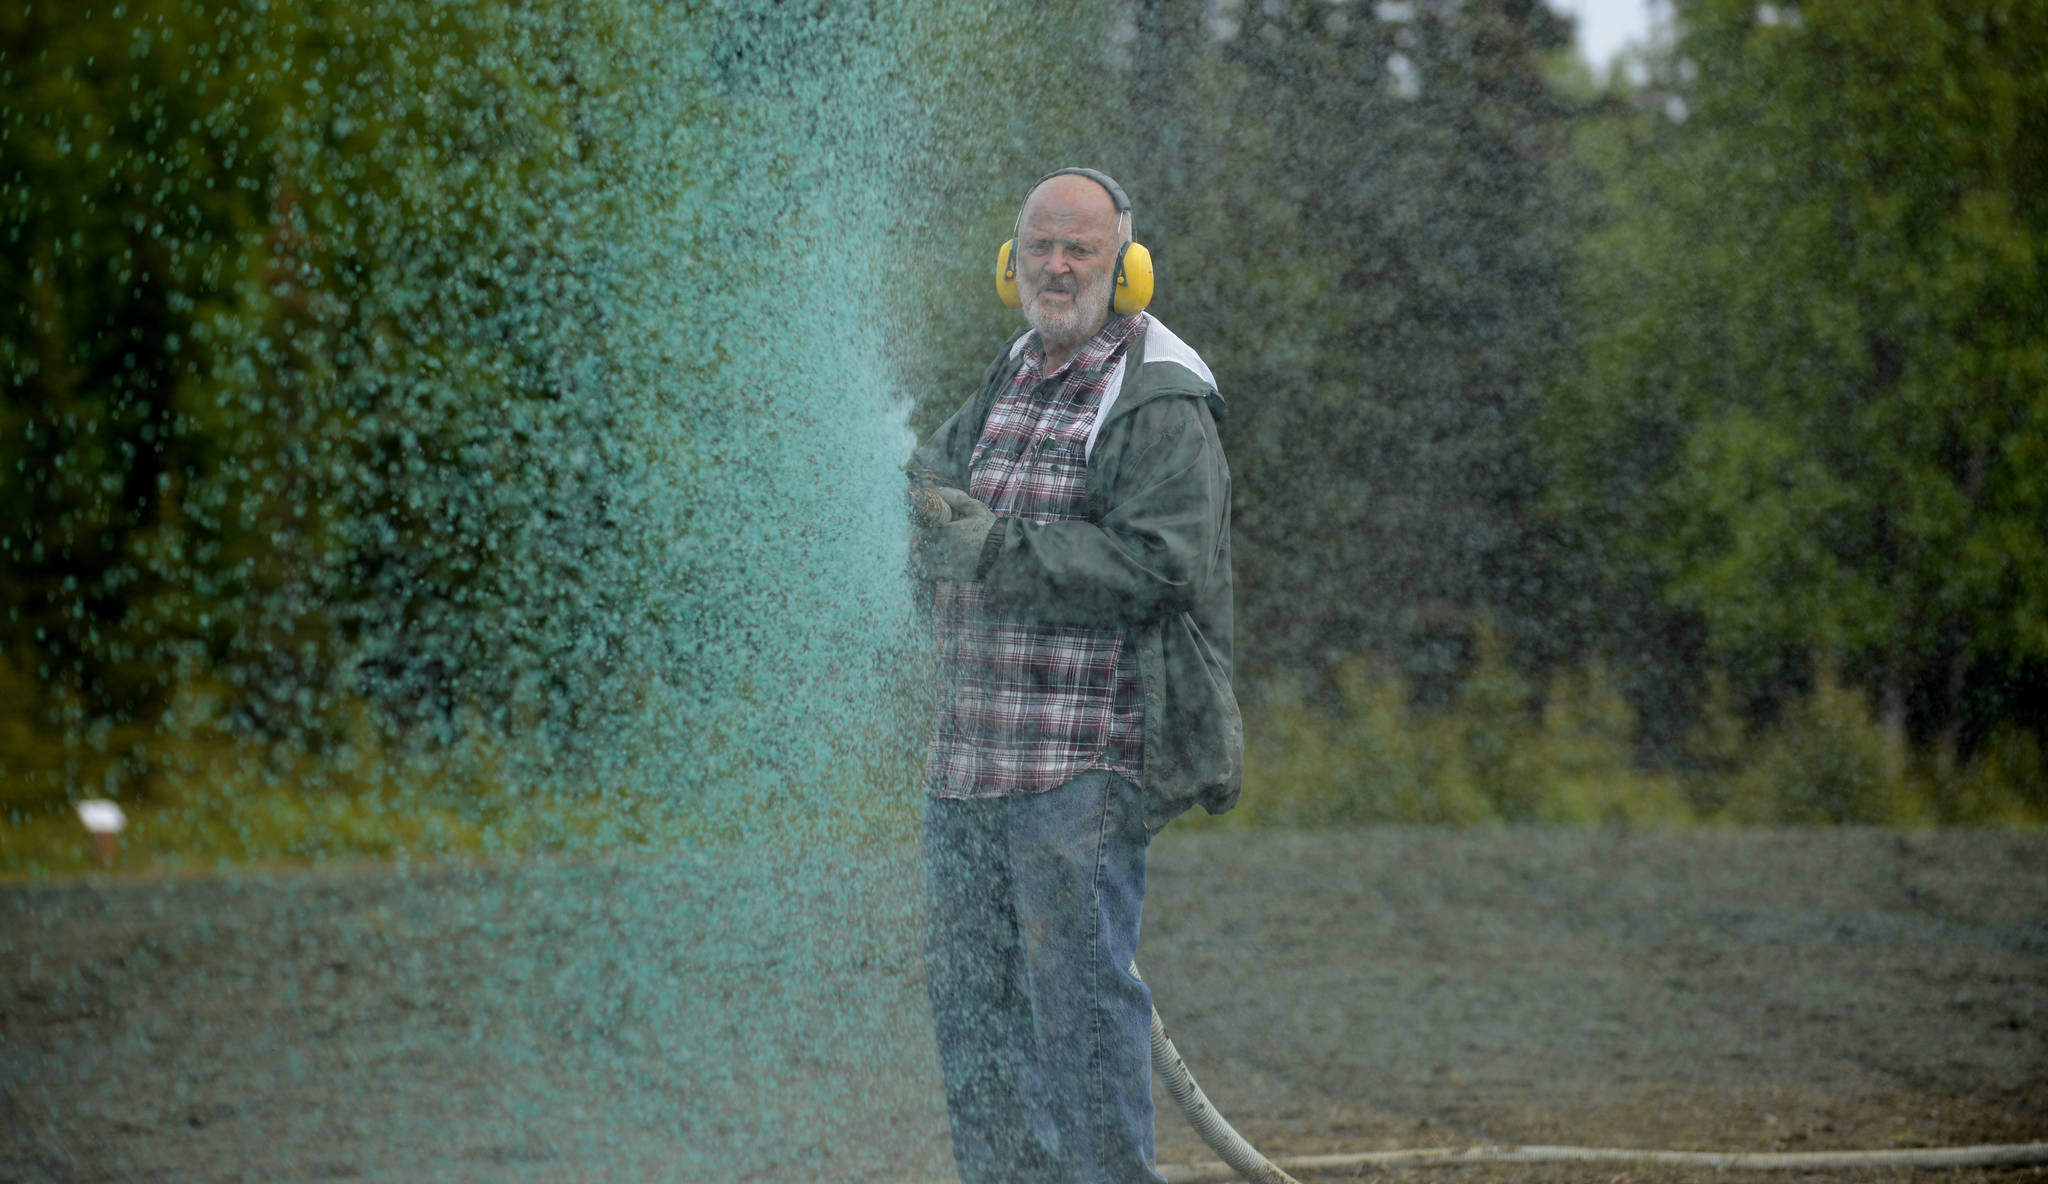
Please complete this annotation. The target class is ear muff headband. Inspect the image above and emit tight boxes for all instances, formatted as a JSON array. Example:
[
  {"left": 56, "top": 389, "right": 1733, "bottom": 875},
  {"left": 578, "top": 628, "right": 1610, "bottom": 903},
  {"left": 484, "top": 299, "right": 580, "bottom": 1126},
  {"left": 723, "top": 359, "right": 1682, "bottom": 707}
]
[{"left": 996, "top": 167, "right": 1154, "bottom": 316}]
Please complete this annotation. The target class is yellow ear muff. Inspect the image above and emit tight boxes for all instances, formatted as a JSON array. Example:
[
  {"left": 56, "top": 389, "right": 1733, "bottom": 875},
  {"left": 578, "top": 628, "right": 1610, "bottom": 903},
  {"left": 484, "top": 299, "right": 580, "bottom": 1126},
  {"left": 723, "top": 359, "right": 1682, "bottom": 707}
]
[
  {"left": 1112, "top": 241, "right": 1154, "bottom": 316},
  {"left": 998, "top": 168, "right": 1156, "bottom": 316},
  {"left": 995, "top": 239, "right": 1022, "bottom": 309},
  {"left": 997, "top": 235, "right": 1155, "bottom": 315}
]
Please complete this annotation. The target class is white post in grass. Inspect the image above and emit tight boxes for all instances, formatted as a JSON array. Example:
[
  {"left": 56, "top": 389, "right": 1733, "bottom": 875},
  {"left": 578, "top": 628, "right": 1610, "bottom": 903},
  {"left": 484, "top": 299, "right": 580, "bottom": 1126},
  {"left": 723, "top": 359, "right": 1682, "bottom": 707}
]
[{"left": 75, "top": 799, "right": 127, "bottom": 868}]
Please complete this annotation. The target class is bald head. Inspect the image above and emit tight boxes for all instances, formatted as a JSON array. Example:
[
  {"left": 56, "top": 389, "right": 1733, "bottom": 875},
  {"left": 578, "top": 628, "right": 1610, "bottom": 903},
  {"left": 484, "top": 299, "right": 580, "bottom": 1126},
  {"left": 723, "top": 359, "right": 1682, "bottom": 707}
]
[
  {"left": 1018, "top": 173, "right": 1125, "bottom": 248},
  {"left": 1014, "top": 173, "right": 1130, "bottom": 363}
]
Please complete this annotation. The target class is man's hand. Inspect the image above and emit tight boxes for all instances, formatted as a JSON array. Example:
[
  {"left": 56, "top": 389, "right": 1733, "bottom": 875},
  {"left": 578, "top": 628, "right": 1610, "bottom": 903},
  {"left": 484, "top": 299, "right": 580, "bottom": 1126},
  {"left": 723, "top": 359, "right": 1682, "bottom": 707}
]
[
  {"left": 917, "top": 487, "right": 998, "bottom": 581},
  {"left": 906, "top": 469, "right": 957, "bottom": 529}
]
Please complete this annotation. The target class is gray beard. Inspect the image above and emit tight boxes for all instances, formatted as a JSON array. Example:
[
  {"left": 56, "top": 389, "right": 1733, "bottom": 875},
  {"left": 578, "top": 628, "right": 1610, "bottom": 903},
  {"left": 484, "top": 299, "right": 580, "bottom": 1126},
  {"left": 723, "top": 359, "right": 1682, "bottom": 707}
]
[{"left": 1024, "top": 272, "right": 1114, "bottom": 350}]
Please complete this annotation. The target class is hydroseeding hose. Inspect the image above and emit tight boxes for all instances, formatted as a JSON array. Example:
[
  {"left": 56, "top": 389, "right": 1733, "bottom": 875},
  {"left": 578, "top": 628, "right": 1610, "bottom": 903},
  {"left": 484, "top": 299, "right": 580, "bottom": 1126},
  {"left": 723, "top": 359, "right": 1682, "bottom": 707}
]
[
  {"left": 1142, "top": 971, "right": 1301, "bottom": 1184},
  {"left": 1137, "top": 966, "right": 2048, "bottom": 1184}
]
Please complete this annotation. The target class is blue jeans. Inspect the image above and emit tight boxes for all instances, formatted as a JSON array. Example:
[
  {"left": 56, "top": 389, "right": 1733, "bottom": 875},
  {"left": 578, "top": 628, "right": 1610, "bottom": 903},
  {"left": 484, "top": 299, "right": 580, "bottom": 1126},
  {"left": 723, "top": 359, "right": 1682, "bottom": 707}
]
[{"left": 922, "top": 770, "right": 1165, "bottom": 1184}]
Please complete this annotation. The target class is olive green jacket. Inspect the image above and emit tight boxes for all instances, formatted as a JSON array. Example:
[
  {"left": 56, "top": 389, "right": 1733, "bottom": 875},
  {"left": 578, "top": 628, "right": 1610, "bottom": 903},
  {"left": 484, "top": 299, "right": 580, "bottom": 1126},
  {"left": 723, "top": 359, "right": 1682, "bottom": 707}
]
[{"left": 910, "top": 316, "right": 1241, "bottom": 830}]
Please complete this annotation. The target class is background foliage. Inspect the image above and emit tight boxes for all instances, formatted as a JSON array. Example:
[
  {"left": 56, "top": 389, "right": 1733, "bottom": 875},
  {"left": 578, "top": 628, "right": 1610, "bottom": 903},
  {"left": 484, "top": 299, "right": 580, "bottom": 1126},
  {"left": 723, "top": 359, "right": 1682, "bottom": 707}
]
[
  {"left": 5, "top": 0, "right": 2045, "bottom": 869},
  {"left": 1546, "top": 0, "right": 2048, "bottom": 769}
]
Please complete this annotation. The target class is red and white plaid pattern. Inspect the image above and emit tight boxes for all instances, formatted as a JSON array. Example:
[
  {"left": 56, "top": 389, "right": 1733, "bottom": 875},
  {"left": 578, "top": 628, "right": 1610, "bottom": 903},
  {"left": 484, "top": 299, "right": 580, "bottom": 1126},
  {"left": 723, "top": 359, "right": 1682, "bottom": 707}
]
[{"left": 925, "top": 315, "right": 1147, "bottom": 798}]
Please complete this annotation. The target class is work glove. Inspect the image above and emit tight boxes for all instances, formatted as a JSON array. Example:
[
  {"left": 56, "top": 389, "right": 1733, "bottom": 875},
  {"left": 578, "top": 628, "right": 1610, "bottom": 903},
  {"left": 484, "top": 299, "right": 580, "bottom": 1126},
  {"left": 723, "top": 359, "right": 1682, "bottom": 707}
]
[{"left": 917, "top": 486, "right": 1000, "bottom": 582}]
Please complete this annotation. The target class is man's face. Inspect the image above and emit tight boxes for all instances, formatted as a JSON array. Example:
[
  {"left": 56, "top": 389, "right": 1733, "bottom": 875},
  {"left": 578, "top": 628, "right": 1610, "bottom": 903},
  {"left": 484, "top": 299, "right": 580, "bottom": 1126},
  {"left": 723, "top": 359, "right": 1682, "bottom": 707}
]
[{"left": 1015, "top": 175, "right": 1123, "bottom": 350}]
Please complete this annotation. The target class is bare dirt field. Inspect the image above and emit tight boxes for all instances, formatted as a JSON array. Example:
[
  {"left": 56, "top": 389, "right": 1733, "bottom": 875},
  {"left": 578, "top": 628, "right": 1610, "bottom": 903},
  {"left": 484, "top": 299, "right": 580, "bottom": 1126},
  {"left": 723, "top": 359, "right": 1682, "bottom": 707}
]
[{"left": 5, "top": 827, "right": 2044, "bottom": 1183}]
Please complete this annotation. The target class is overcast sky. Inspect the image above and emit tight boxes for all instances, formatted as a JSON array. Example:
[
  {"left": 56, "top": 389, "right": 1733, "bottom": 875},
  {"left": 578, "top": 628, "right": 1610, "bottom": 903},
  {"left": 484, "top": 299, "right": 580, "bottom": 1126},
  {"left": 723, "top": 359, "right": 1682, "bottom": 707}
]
[{"left": 1550, "top": 0, "right": 1661, "bottom": 71}]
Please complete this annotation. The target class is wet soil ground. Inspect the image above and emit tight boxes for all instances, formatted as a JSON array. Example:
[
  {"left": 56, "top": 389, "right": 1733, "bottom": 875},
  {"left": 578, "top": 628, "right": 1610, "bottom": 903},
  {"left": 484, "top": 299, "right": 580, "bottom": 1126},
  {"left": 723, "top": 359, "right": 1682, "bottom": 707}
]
[{"left": 4, "top": 827, "right": 2044, "bottom": 1183}]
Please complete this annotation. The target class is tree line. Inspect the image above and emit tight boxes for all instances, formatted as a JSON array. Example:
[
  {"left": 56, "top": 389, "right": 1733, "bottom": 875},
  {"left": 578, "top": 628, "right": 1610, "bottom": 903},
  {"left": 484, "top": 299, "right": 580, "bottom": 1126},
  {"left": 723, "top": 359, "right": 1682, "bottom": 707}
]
[{"left": 5, "top": 0, "right": 2044, "bottom": 830}]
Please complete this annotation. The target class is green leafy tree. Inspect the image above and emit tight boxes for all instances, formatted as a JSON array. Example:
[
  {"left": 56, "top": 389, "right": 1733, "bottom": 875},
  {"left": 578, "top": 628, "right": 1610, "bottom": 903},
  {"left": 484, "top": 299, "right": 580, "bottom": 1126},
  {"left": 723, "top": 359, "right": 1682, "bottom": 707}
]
[
  {"left": 2, "top": 1, "right": 666, "bottom": 803},
  {"left": 7, "top": 0, "right": 1131, "bottom": 827},
  {"left": 3, "top": 1, "right": 296, "bottom": 798},
  {"left": 1113, "top": 0, "right": 1583, "bottom": 703},
  {"left": 1548, "top": 0, "right": 2048, "bottom": 761}
]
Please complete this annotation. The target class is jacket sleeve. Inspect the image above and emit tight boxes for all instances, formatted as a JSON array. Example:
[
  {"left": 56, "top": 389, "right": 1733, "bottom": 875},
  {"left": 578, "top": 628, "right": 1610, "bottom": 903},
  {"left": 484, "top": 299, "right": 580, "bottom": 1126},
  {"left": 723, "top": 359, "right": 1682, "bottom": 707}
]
[{"left": 979, "top": 391, "right": 1227, "bottom": 630}]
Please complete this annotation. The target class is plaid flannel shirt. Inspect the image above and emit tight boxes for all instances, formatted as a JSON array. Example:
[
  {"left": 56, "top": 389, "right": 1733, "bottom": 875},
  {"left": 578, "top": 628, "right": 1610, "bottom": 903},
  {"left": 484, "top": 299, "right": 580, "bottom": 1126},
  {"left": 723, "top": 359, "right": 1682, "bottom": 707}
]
[{"left": 923, "top": 314, "right": 1147, "bottom": 798}]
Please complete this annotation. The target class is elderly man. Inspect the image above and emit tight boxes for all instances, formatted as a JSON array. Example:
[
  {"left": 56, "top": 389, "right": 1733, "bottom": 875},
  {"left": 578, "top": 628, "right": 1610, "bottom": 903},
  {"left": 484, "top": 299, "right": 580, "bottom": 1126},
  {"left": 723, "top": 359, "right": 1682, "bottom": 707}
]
[{"left": 907, "top": 168, "right": 1241, "bottom": 1184}]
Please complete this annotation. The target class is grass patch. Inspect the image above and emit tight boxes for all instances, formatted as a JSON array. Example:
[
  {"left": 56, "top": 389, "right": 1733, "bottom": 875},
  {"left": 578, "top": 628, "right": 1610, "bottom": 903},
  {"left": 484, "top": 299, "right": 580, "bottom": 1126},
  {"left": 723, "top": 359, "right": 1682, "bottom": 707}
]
[
  {"left": 2, "top": 687, "right": 925, "bottom": 878},
  {"left": 1187, "top": 639, "right": 2046, "bottom": 831},
  {"left": 9, "top": 640, "right": 2041, "bottom": 876}
]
